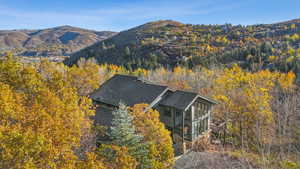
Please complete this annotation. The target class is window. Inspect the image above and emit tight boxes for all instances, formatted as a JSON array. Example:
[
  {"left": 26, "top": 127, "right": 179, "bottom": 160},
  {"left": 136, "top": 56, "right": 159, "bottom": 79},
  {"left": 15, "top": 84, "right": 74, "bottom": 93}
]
[
  {"left": 176, "top": 111, "right": 181, "bottom": 117},
  {"left": 184, "top": 125, "right": 192, "bottom": 140},
  {"left": 205, "top": 117, "right": 209, "bottom": 130},
  {"left": 164, "top": 111, "right": 171, "bottom": 117},
  {"left": 185, "top": 108, "right": 191, "bottom": 121},
  {"left": 192, "top": 102, "right": 211, "bottom": 140},
  {"left": 199, "top": 119, "right": 203, "bottom": 134},
  {"left": 194, "top": 102, "right": 208, "bottom": 120},
  {"left": 192, "top": 123, "right": 198, "bottom": 139},
  {"left": 201, "top": 104, "right": 207, "bottom": 116}
]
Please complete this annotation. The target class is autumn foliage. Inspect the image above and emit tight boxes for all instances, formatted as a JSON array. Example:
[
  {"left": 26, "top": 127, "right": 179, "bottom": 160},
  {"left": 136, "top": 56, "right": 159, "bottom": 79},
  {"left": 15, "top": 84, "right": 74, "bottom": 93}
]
[
  {"left": 0, "top": 52, "right": 298, "bottom": 168},
  {"left": 211, "top": 65, "right": 295, "bottom": 148},
  {"left": 0, "top": 54, "right": 105, "bottom": 168},
  {"left": 130, "top": 104, "right": 174, "bottom": 169}
]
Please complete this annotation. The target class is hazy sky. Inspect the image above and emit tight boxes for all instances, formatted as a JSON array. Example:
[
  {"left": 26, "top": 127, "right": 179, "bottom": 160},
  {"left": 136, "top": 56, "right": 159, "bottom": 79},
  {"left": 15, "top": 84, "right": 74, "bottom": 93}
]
[{"left": 0, "top": 0, "right": 300, "bottom": 31}]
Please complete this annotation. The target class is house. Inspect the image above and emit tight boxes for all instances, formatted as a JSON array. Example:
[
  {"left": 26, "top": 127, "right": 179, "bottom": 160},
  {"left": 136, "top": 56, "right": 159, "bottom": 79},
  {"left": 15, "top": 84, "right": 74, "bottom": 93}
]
[{"left": 90, "top": 74, "right": 217, "bottom": 154}]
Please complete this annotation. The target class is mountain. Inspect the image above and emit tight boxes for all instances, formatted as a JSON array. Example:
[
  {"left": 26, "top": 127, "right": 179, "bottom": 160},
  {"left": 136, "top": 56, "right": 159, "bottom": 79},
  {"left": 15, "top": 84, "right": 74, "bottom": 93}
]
[
  {"left": 0, "top": 26, "right": 117, "bottom": 59},
  {"left": 65, "top": 19, "right": 300, "bottom": 76}
]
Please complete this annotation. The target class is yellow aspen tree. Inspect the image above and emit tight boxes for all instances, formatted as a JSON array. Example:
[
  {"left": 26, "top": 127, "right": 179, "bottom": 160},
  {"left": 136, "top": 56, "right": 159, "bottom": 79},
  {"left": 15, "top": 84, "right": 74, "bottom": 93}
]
[
  {"left": 211, "top": 65, "right": 295, "bottom": 149},
  {"left": 0, "top": 55, "right": 105, "bottom": 168},
  {"left": 130, "top": 104, "right": 174, "bottom": 169}
]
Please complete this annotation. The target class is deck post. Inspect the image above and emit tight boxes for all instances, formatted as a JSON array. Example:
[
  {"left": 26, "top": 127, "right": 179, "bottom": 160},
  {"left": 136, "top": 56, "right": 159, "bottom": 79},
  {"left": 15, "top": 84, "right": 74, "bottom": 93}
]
[
  {"left": 173, "top": 110, "right": 175, "bottom": 142},
  {"left": 182, "top": 111, "right": 185, "bottom": 154}
]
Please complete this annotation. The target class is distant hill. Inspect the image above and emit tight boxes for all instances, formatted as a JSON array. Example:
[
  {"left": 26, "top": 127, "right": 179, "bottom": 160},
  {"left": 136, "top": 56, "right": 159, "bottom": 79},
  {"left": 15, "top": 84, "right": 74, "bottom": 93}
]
[
  {"left": 0, "top": 26, "right": 117, "bottom": 59},
  {"left": 65, "top": 19, "right": 300, "bottom": 76}
]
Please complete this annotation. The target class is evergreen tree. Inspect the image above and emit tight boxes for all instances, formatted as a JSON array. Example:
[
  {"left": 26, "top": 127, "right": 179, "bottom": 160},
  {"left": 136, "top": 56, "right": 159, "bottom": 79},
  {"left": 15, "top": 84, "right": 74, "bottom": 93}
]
[
  {"left": 125, "top": 46, "right": 131, "bottom": 56},
  {"left": 108, "top": 103, "right": 151, "bottom": 169}
]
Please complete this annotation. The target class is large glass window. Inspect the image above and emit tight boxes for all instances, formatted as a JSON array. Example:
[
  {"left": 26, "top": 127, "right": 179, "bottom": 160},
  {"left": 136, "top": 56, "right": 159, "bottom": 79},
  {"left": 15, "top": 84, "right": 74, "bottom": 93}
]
[
  {"left": 176, "top": 111, "right": 181, "bottom": 117},
  {"left": 194, "top": 102, "right": 210, "bottom": 120},
  {"left": 185, "top": 108, "right": 191, "bottom": 121},
  {"left": 192, "top": 101, "right": 211, "bottom": 140}
]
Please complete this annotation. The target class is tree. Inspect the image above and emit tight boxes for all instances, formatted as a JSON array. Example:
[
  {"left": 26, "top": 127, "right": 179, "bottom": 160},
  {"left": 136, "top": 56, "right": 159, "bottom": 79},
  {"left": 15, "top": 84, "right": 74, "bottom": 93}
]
[
  {"left": 211, "top": 65, "right": 295, "bottom": 150},
  {"left": 130, "top": 104, "right": 174, "bottom": 169},
  {"left": 102, "top": 103, "right": 151, "bottom": 169},
  {"left": 68, "top": 58, "right": 102, "bottom": 96},
  {"left": 271, "top": 87, "right": 300, "bottom": 160},
  {"left": 125, "top": 46, "right": 131, "bottom": 56},
  {"left": 0, "top": 54, "right": 106, "bottom": 168},
  {"left": 98, "top": 145, "right": 138, "bottom": 169}
]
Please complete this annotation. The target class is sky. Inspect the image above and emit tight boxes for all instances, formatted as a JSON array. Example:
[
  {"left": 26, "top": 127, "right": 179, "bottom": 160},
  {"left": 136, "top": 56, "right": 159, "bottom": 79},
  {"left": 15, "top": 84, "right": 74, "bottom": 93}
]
[{"left": 0, "top": 0, "right": 300, "bottom": 31}]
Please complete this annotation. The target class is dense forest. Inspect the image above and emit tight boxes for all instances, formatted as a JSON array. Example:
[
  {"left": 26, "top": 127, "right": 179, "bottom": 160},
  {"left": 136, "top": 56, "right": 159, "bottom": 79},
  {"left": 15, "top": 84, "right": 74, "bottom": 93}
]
[
  {"left": 66, "top": 19, "right": 300, "bottom": 80},
  {"left": 1, "top": 52, "right": 299, "bottom": 168}
]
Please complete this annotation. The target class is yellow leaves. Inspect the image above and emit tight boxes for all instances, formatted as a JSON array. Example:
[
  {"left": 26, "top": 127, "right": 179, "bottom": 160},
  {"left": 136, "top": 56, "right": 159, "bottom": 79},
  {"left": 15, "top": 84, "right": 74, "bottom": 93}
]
[
  {"left": 0, "top": 83, "right": 24, "bottom": 127},
  {"left": 0, "top": 54, "right": 96, "bottom": 168},
  {"left": 112, "top": 146, "right": 138, "bottom": 169},
  {"left": 211, "top": 65, "right": 297, "bottom": 146},
  {"left": 288, "top": 47, "right": 296, "bottom": 56},
  {"left": 291, "top": 23, "right": 297, "bottom": 30},
  {"left": 268, "top": 55, "right": 277, "bottom": 62},
  {"left": 76, "top": 152, "right": 106, "bottom": 169},
  {"left": 202, "top": 68, "right": 214, "bottom": 77},
  {"left": 130, "top": 104, "right": 174, "bottom": 169},
  {"left": 277, "top": 71, "right": 296, "bottom": 90},
  {"left": 286, "top": 56, "right": 295, "bottom": 63},
  {"left": 280, "top": 160, "right": 300, "bottom": 169},
  {"left": 214, "top": 64, "right": 248, "bottom": 90},
  {"left": 213, "top": 95, "right": 230, "bottom": 103},
  {"left": 107, "top": 64, "right": 124, "bottom": 73},
  {"left": 173, "top": 66, "right": 184, "bottom": 74},
  {"left": 132, "top": 68, "right": 149, "bottom": 77},
  {"left": 259, "top": 88, "right": 268, "bottom": 92},
  {"left": 206, "top": 44, "right": 214, "bottom": 52},
  {"left": 68, "top": 59, "right": 102, "bottom": 96},
  {"left": 99, "top": 145, "right": 138, "bottom": 169},
  {"left": 290, "top": 33, "right": 299, "bottom": 41},
  {"left": 215, "top": 36, "right": 229, "bottom": 44}
]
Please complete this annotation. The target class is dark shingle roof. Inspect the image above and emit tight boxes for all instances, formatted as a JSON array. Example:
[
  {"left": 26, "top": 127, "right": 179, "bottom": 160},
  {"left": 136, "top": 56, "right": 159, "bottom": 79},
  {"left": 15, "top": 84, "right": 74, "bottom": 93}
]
[
  {"left": 90, "top": 74, "right": 168, "bottom": 107},
  {"left": 159, "top": 90, "right": 217, "bottom": 110},
  {"left": 159, "top": 90, "right": 198, "bottom": 110}
]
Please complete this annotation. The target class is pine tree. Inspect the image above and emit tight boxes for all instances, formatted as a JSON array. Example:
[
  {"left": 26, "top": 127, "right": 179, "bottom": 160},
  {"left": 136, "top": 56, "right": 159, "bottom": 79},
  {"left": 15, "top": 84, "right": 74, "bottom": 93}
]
[
  {"left": 108, "top": 103, "right": 151, "bottom": 169},
  {"left": 125, "top": 46, "right": 131, "bottom": 56}
]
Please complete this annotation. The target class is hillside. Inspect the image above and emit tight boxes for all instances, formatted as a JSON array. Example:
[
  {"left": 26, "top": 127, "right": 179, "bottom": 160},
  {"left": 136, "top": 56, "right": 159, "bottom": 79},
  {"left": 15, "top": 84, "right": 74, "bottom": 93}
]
[
  {"left": 65, "top": 19, "right": 300, "bottom": 76},
  {"left": 0, "top": 26, "right": 117, "bottom": 59},
  {"left": 174, "top": 152, "right": 254, "bottom": 169}
]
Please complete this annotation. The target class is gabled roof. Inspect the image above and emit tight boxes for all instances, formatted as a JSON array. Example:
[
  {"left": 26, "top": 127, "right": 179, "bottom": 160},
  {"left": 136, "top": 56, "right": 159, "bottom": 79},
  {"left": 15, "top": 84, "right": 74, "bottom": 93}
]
[
  {"left": 159, "top": 90, "right": 217, "bottom": 111},
  {"left": 90, "top": 74, "right": 169, "bottom": 107},
  {"left": 158, "top": 90, "right": 196, "bottom": 110}
]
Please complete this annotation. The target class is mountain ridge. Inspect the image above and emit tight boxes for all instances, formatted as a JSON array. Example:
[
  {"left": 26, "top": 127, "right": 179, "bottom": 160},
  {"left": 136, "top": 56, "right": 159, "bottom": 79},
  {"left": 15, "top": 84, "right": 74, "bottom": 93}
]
[
  {"left": 0, "top": 25, "right": 117, "bottom": 58},
  {"left": 65, "top": 19, "right": 300, "bottom": 78}
]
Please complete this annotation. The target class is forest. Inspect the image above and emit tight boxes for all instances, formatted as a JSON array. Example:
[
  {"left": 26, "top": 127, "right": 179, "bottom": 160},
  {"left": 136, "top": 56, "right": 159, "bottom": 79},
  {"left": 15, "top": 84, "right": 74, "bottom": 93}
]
[
  {"left": 0, "top": 52, "right": 299, "bottom": 169},
  {"left": 66, "top": 20, "right": 300, "bottom": 81}
]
